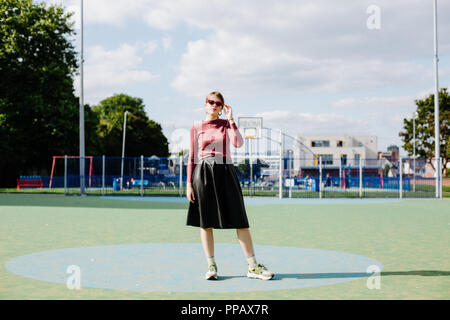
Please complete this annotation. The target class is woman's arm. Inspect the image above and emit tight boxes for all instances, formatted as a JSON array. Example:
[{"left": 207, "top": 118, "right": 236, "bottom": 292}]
[
  {"left": 227, "top": 119, "right": 244, "bottom": 148},
  {"left": 187, "top": 125, "right": 198, "bottom": 185}
]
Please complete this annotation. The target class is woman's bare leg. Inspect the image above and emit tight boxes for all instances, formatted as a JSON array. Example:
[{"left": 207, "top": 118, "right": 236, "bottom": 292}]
[
  {"left": 200, "top": 227, "right": 214, "bottom": 258},
  {"left": 237, "top": 228, "right": 274, "bottom": 279},
  {"left": 236, "top": 228, "right": 255, "bottom": 257}
]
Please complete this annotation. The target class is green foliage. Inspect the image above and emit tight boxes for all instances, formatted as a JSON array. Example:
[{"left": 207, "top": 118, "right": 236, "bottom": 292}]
[
  {"left": 399, "top": 88, "right": 450, "bottom": 175},
  {"left": 0, "top": 1, "right": 169, "bottom": 187},
  {"left": 237, "top": 158, "right": 270, "bottom": 178},
  {"left": 91, "top": 94, "right": 169, "bottom": 157},
  {"left": 0, "top": 0, "right": 79, "bottom": 186}
]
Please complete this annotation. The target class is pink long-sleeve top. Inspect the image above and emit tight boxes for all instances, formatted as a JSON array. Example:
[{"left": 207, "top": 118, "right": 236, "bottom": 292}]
[{"left": 187, "top": 118, "right": 244, "bottom": 183}]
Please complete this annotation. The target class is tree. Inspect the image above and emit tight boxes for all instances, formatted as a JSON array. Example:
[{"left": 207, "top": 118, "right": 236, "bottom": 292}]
[
  {"left": 177, "top": 149, "right": 189, "bottom": 156},
  {"left": 237, "top": 158, "right": 270, "bottom": 179},
  {"left": 0, "top": 0, "right": 79, "bottom": 186},
  {"left": 399, "top": 88, "right": 449, "bottom": 176},
  {"left": 92, "top": 94, "right": 169, "bottom": 157}
]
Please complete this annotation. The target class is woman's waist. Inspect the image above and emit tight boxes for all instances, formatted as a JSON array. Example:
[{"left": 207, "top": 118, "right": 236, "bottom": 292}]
[{"left": 199, "top": 154, "right": 233, "bottom": 164}]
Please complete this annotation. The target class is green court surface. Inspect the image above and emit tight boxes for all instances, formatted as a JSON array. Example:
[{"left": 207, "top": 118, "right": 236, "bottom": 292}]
[{"left": 0, "top": 194, "right": 449, "bottom": 300}]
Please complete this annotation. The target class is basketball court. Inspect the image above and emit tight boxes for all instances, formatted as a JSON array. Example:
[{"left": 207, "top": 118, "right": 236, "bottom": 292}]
[{"left": 1, "top": 194, "right": 448, "bottom": 299}]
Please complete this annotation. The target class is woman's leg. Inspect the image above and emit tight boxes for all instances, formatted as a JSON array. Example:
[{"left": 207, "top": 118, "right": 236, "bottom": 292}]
[
  {"left": 200, "top": 227, "right": 215, "bottom": 258},
  {"left": 201, "top": 227, "right": 217, "bottom": 279},
  {"left": 236, "top": 228, "right": 255, "bottom": 257},
  {"left": 237, "top": 228, "right": 274, "bottom": 280}
]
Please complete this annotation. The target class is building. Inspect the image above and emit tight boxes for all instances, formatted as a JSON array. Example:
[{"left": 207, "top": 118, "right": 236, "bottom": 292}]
[
  {"left": 378, "top": 145, "right": 399, "bottom": 162},
  {"left": 244, "top": 134, "right": 383, "bottom": 180},
  {"left": 293, "top": 134, "right": 379, "bottom": 171}
]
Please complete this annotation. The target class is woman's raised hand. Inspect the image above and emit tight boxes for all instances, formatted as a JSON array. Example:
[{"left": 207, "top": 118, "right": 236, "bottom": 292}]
[{"left": 223, "top": 104, "right": 233, "bottom": 121}]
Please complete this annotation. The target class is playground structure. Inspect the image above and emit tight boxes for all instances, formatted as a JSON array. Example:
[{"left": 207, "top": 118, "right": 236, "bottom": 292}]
[{"left": 49, "top": 156, "right": 94, "bottom": 189}]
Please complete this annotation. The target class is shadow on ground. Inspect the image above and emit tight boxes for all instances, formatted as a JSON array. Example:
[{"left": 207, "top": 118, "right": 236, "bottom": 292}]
[
  {"left": 276, "top": 270, "right": 450, "bottom": 280},
  {"left": 206, "top": 270, "right": 450, "bottom": 281}
]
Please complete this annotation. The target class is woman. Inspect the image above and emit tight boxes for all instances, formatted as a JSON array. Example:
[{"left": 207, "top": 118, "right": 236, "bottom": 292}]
[{"left": 186, "top": 91, "right": 274, "bottom": 281}]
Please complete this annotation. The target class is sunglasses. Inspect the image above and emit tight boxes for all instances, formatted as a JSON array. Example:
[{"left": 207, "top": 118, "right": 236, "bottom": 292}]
[{"left": 207, "top": 100, "right": 223, "bottom": 107}]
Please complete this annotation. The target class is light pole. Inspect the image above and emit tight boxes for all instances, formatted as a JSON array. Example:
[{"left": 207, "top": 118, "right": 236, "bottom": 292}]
[
  {"left": 120, "top": 111, "right": 129, "bottom": 191},
  {"left": 433, "top": 0, "right": 441, "bottom": 198},
  {"left": 79, "top": 0, "right": 85, "bottom": 195}
]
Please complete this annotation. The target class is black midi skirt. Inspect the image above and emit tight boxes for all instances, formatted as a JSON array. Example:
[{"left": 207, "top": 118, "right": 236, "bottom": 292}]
[{"left": 187, "top": 155, "right": 249, "bottom": 229}]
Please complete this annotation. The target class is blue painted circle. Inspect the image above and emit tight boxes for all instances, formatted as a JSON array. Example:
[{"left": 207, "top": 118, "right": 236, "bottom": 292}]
[{"left": 5, "top": 243, "right": 383, "bottom": 292}]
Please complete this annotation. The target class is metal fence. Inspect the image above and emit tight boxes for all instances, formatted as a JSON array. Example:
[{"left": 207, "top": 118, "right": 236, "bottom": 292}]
[{"left": 34, "top": 155, "right": 443, "bottom": 199}]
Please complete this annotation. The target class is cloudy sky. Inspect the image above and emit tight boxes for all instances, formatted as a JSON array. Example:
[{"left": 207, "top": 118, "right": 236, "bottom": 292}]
[{"left": 42, "top": 0, "right": 450, "bottom": 156}]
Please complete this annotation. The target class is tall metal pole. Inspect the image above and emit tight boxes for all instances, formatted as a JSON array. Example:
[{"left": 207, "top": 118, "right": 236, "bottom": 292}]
[
  {"left": 140, "top": 155, "right": 144, "bottom": 196},
  {"left": 319, "top": 156, "right": 322, "bottom": 199},
  {"left": 288, "top": 150, "right": 292, "bottom": 198},
  {"left": 64, "top": 155, "right": 67, "bottom": 195},
  {"left": 102, "top": 155, "right": 105, "bottom": 195},
  {"left": 79, "top": 0, "right": 85, "bottom": 195},
  {"left": 413, "top": 113, "right": 416, "bottom": 193},
  {"left": 359, "top": 157, "right": 363, "bottom": 199},
  {"left": 179, "top": 155, "right": 183, "bottom": 197},
  {"left": 120, "top": 111, "right": 129, "bottom": 190},
  {"left": 249, "top": 137, "right": 253, "bottom": 197},
  {"left": 279, "top": 130, "right": 283, "bottom": 199},
  {"left": 399, "top": 158, "right": 403, "bottom": 199},
  {"left": 433, "top": 0, "right": 441, "bottom": 199}
]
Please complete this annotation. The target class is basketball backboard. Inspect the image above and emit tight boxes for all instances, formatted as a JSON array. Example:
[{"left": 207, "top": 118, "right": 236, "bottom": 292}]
[{"left": 238, "top": 117, "right": 263, "bottom": 139}]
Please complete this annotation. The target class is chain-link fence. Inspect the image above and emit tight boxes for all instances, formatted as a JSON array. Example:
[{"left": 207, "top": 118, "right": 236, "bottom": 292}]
[
  {"left": 236, "top": 155, "right": 440, "bottom": 199},
  {"left": 26, "top": 155, "right": 442, "bottom": 199}
]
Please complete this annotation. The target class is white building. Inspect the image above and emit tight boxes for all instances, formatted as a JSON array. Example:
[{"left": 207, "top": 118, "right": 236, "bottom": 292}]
[
  {"left": 244, "top": 134, "right": 382, "bottom": 180},
  {"left": 293, "top": 134, "right": 380, "bottom": 169}
]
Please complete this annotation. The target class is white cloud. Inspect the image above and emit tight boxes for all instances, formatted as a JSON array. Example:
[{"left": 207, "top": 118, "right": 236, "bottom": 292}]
[
  {"left": 169, "top": 127, "right": 190, "bottom": 154},
  {"left": 331, "top": 96, "right": 415, "bottom": 109},
  {"left": 43, "top": 0, "right": 450, "bottom": 100},
  {"left": 171, "top": 30, "right": 433, "bottom": 97},
  {"left": 42, "top": 0, "right": 449, "bottom": 153},
  {"left": 253, "top": 110, "right": 370, "bottom": 137},
  {"left": 330, "top": 87, "right": 448, "bottom": 110},
  {"left": 76, "top": 0, "right": 149, "bottom": 27},
  {"left": 164, "top": 0, "right": 449, "bottom": 97},
  {"left": 137, "top": 41, "right": 159, "bottom": 55},
  {"left": 144, "top": 8, "right": 179, "bottom": 30},
  {"left": 162, "top": 37, "right": 172, "bottom": 50},
  {"left": 73, "top": 43, "right": 159, "bottom": 104}
]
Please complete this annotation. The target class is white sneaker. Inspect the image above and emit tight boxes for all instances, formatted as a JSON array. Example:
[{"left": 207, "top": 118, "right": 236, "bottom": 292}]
[
  {"left": 247, "top": 263, "right": 274, "bottom": 280},
  {"left": 205, "top": 263, "right": 218, "bottom": 280}
]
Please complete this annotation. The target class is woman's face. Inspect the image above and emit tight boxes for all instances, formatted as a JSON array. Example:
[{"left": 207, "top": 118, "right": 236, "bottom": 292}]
[{"left": 204, "top": 95, "right": 223, "bottom": 118}]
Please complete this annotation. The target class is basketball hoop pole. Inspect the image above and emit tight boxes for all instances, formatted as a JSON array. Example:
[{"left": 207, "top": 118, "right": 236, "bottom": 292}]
[
  {"left": 79, "top": 0, "right": 85, "bottom": 195},
  {"left": 239, "top": 117, "right": 263, "bottom": 197},
  {"left": 433, "top": 0, "right": 441, "bottom": 199}
]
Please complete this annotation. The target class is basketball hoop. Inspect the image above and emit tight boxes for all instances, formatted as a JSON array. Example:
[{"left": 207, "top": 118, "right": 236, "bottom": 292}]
[
  {"left": 244, "top": 127, "right": 257, "bottom": 139},
  {"left": 238, "top": 117, "right": 263, "bottom": 139}
]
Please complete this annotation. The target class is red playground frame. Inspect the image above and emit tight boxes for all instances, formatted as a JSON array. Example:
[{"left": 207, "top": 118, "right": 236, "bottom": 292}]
[{"left": 49, "top": 156, "right": 94, "bottom": 189}]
